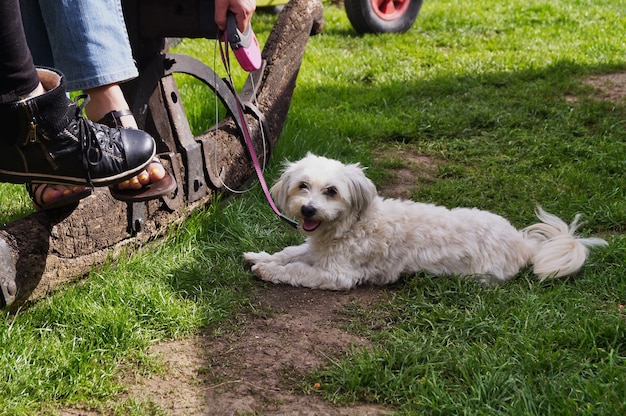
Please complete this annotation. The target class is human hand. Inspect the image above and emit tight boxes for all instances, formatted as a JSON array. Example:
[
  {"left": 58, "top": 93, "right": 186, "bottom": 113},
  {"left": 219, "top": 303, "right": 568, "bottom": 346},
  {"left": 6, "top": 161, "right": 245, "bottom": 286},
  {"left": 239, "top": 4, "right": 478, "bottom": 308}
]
[{"left": 215, "top": 0, "right": 256, "bottom": 32}]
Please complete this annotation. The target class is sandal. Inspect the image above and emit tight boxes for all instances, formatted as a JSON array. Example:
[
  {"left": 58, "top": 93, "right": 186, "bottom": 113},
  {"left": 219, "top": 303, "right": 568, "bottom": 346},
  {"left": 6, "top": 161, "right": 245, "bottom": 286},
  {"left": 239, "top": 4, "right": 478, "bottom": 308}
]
[
  {"left": 98, "top": 110, "right": 177, "bottom": 202},
  {"left": 108, "top": 165, "right": 176, "bottom": 202},
  {"left": 27, "top": 183, "right": 92, "bottom": 212}
]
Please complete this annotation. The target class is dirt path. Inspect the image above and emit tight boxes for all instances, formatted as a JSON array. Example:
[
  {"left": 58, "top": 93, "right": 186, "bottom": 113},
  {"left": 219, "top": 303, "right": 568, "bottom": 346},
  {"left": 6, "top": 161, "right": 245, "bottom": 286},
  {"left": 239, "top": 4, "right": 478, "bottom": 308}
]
[{"left": 125, "top": 285, "right": 393, "bottom": 415}]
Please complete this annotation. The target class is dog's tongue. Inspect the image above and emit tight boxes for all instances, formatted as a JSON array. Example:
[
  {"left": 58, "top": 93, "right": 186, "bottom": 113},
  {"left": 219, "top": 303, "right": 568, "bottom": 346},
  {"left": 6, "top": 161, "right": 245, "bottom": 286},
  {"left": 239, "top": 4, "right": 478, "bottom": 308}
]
[{"left": 302, "top": 219, "right": 320, "bottom": 232}]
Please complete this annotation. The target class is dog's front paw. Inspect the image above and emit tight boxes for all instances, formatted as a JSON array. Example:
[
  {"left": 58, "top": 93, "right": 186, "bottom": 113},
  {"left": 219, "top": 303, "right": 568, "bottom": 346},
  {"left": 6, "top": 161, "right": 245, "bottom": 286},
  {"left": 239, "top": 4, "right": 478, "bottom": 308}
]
[
  {"left": 243, "top": 251, "right": 273, "bottom": 265},
  {"left": 250, "top": 262, "right": 275, "bottom": 282}
]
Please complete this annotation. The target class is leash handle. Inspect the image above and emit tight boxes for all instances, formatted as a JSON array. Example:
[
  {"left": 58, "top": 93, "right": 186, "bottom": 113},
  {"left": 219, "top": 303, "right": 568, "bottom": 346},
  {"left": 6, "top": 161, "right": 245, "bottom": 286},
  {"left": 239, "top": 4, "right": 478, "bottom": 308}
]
[{"left": 218, "top": 38, "right": 298, "bottom": 229}]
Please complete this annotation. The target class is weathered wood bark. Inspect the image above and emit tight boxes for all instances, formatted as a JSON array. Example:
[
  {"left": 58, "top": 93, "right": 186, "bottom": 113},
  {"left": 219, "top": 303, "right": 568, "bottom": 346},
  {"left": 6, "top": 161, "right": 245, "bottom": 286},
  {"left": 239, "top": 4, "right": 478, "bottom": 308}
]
[{"left": 0, "top": 0, "right": 324, "bottom": 309}]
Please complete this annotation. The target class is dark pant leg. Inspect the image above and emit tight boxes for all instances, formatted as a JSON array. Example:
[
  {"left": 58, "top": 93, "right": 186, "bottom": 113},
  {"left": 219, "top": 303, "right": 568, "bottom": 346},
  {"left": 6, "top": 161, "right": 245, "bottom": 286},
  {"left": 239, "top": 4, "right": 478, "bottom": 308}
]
[{"left": 0, "top": 0, "right": 39, "bottom": 104}]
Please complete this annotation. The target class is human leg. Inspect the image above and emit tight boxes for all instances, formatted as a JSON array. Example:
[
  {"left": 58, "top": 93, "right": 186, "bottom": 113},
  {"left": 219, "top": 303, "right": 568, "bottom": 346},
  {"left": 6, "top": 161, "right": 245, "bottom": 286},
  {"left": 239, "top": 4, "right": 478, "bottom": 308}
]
[
  {"left": 21, "top": 0, "right": 176, "bottom": 202},
  {"left": 1, "top": 0, "right": 158, "bottom": 192},
  {"left": 84, "top": 85, "right": 137, "bottom": 128},
  {"left": 0, "top": 66, "right": 156, "bottom": 187},
  {"left": 4, "top": 0, "right": 87, "bottom": 210},
  {"left": 22, "top": 0, "right": 138, "bottom": 92},
  {"left": 0, "top": 0, "right": 40, "bottom": 103}
]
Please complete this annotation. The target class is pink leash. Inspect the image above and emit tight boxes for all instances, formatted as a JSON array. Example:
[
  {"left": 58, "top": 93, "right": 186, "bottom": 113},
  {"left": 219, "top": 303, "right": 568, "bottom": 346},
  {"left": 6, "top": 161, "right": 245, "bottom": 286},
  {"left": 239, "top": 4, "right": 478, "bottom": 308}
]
[{"left": 218, "top": 37, "right": 298, "bottom": 229}]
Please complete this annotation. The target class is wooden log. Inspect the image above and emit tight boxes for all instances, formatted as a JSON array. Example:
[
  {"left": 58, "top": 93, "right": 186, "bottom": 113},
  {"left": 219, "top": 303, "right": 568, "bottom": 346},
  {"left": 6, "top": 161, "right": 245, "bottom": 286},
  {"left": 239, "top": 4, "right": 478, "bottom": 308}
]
[{"left": 0, "top": 0, "right": 324, "bottom": 309}]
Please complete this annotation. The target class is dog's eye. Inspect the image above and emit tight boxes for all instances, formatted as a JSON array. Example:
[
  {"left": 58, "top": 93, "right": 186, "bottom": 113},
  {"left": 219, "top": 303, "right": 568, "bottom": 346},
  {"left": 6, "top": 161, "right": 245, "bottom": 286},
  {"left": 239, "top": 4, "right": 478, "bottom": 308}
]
[
  {"left": 324, "top": 187, "right": 337, "bottom": 197},
  {"left": 298, "top": 182, "right": 309, "bottom": 190}
]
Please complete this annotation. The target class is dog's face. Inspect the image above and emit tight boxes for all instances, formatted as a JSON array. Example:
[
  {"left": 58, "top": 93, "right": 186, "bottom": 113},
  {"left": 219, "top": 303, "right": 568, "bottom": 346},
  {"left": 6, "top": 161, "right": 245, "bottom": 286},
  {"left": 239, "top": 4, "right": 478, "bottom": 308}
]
[{"left": 271, "top": 153, "right": 377, "bottom": 236}]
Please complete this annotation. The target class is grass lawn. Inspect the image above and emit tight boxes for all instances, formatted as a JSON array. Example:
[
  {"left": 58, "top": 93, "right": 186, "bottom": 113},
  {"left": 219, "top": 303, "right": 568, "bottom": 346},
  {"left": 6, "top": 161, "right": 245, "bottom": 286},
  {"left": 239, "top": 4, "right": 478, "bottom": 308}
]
[{"left": 1, "top": 0, "right": 625, "bottom": 414}]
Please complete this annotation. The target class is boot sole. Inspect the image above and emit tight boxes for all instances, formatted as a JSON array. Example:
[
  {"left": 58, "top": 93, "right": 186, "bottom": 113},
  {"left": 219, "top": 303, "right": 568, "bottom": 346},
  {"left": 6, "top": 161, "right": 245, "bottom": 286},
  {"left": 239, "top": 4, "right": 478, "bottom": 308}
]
[{"left": 0, "top": 149, "right": 156, "bottom": 187}]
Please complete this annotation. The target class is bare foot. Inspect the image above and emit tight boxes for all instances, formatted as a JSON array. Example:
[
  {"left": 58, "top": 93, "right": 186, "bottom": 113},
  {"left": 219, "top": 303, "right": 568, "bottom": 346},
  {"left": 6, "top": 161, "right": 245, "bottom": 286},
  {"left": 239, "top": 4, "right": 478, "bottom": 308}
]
[
  {"left": 30, "top": 184, "right": 91, "bottom": 211},
  {"left": 114, "top": 160, "right": 166, "bottom": 190}
]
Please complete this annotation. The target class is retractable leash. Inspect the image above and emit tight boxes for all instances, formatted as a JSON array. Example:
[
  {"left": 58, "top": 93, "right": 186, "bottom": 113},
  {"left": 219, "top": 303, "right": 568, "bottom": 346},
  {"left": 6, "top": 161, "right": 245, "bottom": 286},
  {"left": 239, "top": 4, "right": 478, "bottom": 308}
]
[{"left": 218, "top": 15, "right": 298, "bottom": 229}]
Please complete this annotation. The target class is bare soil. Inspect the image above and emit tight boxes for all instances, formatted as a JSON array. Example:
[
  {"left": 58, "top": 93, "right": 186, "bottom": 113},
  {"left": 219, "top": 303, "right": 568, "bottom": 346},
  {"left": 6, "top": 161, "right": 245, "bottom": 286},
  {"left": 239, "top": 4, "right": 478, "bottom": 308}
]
[
  {"left": 584, "top": 73, "right": 626, "bottom": 103},
  {"left": 124, "top": 286, "right": 393, "bottom": 416},
  {"left": 62, "top": 73, "right": 625, "bottom": 416}
]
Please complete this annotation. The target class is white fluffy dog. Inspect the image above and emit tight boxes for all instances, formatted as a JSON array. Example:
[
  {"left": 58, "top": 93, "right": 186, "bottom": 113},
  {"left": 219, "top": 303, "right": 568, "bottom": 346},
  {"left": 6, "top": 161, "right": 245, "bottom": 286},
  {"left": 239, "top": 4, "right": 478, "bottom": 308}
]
[{"left": 244, "top": 153, "right": 607, "bottom": 290}]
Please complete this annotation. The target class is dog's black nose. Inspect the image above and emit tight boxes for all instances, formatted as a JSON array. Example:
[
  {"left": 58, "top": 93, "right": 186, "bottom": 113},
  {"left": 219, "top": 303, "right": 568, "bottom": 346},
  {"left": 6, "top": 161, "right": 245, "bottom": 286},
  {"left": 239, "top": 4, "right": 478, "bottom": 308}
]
[{"left": 301, "top": 205, "right": 317, "bottom": 218}]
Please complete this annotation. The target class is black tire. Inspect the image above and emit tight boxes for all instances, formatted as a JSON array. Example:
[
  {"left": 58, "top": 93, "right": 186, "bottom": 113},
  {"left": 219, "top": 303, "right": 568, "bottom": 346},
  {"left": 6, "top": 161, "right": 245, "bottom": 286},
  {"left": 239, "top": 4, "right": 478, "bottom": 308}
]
[{"left": 344, "top": 0, "right": 423, "bottom": 34}]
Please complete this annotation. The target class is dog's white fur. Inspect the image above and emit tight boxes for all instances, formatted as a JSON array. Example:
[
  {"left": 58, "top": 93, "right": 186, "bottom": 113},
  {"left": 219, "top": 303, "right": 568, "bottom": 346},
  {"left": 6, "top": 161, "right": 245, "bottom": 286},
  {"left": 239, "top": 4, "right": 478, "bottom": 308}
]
[{"left": 244, "top": 153, "right": 607, "bottom": 290}]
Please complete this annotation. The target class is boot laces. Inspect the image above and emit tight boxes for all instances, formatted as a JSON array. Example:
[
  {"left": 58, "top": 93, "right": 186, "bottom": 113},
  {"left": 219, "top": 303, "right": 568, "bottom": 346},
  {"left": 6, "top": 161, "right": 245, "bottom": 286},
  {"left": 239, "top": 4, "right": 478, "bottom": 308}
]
[{"left": 72, "top": 94, "right": 124, "bottom": 187}]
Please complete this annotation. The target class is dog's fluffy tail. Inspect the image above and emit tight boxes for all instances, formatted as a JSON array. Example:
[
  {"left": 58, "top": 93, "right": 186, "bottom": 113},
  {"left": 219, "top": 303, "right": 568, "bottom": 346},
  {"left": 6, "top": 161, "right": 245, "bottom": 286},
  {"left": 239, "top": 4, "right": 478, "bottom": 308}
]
[{"left": 523, "top": 207, "right": 607, "bottom": 281}]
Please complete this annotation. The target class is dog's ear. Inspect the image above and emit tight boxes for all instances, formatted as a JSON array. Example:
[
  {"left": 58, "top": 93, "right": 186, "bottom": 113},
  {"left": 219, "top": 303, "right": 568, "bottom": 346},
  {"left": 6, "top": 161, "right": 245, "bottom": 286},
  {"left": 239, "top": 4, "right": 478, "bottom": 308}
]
[
  {"left": 270, "top": 165, "right": 292, "bottom": 211},
  {"left": 345, "top": 163, "right": 377, "bottom": 214}
]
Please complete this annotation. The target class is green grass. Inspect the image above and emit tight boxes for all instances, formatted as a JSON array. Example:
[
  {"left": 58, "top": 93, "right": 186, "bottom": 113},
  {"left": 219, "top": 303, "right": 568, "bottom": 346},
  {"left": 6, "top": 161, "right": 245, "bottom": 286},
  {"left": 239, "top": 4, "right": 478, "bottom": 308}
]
[
  {"left": 314, "top": 265, "right": 626, "bottom": 414},
  {"left": 1, "top": 0, "right": 626, "bottom": 414}
]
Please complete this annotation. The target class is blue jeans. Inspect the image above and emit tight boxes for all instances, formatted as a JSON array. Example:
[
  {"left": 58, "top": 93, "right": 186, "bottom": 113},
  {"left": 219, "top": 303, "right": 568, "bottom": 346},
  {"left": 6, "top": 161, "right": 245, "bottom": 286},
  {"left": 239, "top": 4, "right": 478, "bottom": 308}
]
[{"left": 19, "top": 0, "right": 138, "bottom": 92}]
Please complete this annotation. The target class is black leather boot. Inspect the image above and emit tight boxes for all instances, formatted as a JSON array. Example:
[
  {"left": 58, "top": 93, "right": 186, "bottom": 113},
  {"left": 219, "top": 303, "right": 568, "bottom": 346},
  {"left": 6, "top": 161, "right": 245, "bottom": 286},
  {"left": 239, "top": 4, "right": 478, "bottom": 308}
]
[{"left": 0, "top": 67, "right": 156, "bottom": 187}]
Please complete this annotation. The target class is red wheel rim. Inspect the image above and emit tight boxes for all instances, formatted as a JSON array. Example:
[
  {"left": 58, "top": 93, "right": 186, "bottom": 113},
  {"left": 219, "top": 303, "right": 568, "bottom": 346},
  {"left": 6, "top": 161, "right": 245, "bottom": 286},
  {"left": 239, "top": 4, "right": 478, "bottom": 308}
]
[{"left": 370, "top": 0, "right": 410, "bottom": 21}]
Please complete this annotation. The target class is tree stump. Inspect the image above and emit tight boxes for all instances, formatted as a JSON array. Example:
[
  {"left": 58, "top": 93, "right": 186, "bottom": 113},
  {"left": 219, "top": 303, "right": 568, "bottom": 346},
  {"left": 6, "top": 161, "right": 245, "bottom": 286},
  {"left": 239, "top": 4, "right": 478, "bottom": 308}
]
[{"left": 0, "top": 0, "right": 324, "bottom": 309}]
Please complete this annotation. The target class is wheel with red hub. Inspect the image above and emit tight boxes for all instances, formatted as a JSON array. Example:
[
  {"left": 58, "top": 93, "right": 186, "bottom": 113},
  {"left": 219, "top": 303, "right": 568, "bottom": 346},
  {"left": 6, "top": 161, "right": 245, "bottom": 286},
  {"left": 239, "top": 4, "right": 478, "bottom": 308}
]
[{"left": 345, "top": 0, "right": 423, "bottom": 33}]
